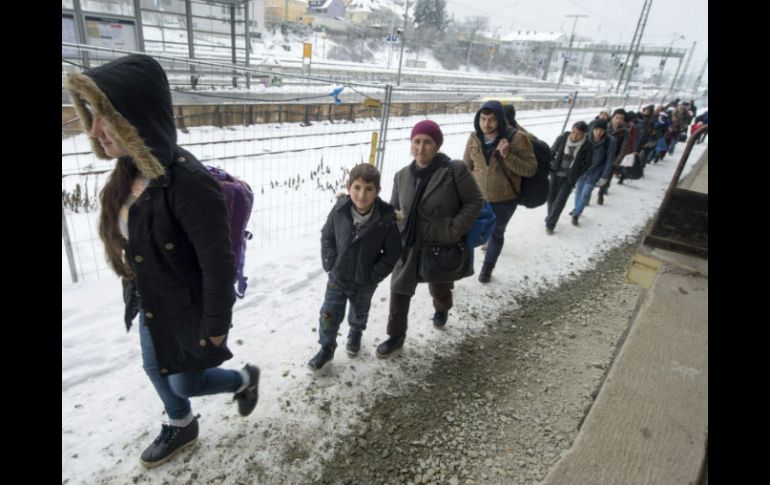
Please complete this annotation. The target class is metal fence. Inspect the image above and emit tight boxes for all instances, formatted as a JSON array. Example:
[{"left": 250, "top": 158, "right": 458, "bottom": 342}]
[{"left": 62, "top": 44, "right": 639, "bottom": 284}]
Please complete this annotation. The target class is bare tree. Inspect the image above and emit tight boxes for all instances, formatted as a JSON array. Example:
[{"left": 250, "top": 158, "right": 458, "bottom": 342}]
[{"left": 458, "top": 16, "right": 489, "bottom": 71}]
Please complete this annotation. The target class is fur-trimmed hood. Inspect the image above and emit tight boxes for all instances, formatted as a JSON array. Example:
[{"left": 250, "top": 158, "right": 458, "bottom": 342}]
[{"left": 64, "top": 54, "right": 176, "bottom": 180}]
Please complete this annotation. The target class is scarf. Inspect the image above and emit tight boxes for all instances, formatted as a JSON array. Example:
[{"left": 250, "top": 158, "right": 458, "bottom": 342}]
[{"left": 403, "top": 153, "right": 449, "bottom": 249}]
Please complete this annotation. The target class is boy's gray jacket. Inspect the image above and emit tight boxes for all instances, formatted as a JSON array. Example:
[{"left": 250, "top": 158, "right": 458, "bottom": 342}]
[
  {"left": 389, "top": 154, "right": 483, "bottom": 296},
  {"left": 321, "top": 196, "right": 403, "bottom": 289}
]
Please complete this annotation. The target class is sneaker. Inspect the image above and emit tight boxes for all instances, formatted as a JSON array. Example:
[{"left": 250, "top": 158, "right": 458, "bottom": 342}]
[
  {"left": 376, "top": 335, "right": 405, "bottom": 358},
  {"left": 546, "top": 227, "right": 554, "bottom": 235},
  {"left": 234, "top": 364, "right": 260, "bottom": 416},
  {"left": 346, "top": 333, "right": 361, "bottom": 357},
  {"left": 478, "top": 265, "right": 493, "bottom": 283},
  {"left": 307, "top": 344, "right": 336, "bottom": 370},
  {"left": 597, "top": 193, "right": 604, "bottom": 205},
  {"left": 432, "top": 311, "right": 448, "bottom": 328},
  {"left": 571, "top": 215, "right": 579, "bottom": 226},
  {"left": 140, "top": 416, "right": 199, "bottom": 468}
]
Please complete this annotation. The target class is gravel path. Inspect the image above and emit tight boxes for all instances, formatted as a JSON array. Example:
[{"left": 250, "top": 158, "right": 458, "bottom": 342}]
[{"left": 314, "top": 235, "right": 645, "bottom": 485}]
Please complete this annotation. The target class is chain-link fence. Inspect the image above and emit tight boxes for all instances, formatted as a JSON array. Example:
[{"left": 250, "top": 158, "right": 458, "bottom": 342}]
[{"left": 62, "top": 45, "right": 639, "bottom": 284}]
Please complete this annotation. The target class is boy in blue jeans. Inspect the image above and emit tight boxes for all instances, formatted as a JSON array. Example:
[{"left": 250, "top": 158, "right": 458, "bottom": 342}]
[{"left": 308, "top": 164, "right": 403, "bottom": 370}]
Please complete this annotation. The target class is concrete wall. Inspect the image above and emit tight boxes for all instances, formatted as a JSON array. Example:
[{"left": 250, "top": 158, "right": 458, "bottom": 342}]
[{"left": 61, "top": 96, "right": 635, "bottom": 138}]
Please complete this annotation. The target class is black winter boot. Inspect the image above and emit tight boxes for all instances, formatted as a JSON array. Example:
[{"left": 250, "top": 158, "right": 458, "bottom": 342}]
[
  {"left": 234, "top": 364, "right": 261, "bottom": 416},
  {"left": 376, "top": 335, "right": 405, "bottom": 358},
  {"left": 307, "top": 344, "right": 336, "bottom": 370},
  {"left": 346, "top": 332, "right": 362, "bottom": 357},
  {"left": 432, "top": 311, "right": 449, "bottom": 328},
  {"left": 140, "top": 415, "right": 199, "bottom": 468},
  {"left": 478, "top": 264, "right": 493, "bottom": 283}
]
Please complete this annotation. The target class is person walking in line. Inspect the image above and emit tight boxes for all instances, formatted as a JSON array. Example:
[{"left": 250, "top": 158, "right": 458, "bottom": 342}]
[
  {"left": 308, "top": 164, "right": 402, "bottom": 370},
  {"left": 65, "top": 54, "right": 260, "bottom": 468},
  {"left": 545, "top": 121, "right": 590, "bottom": 234},
  {"left": 463, "top": 101, "right": 537, "bottom": 283},
  {"left": 569, "top": 119, "right": 611, "bottom": 226},
  {"left": 376, "top": 120, "right": 483, "bottom": 357}
]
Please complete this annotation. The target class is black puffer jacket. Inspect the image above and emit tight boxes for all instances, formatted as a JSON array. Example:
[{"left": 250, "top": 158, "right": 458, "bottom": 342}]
[
  {"left": 321, "top": 196, "right": 402, "bottom": 290},
  {"left": 66, "top": 55, "right": 236, "bottom": 375}
]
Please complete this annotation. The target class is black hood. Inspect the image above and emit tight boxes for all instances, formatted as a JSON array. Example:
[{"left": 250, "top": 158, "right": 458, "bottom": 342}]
[
  {"left": 65, "top": 54, "right": 176, "bottom": 179},
  {"left": 473, "top": 100, "right": 508, "bottom": 142}
]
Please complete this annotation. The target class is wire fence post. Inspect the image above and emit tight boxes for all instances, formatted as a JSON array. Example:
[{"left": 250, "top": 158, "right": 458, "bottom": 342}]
[
  {"left": 376, "top": 85, "right": 393, "bottom": 173},
  {"left": 62, "top": 206, "right": 79, "bottom": 283},
  {"left": 369, "top": 132, "right": 378, "bottom": 165},
  {"left": 559, "top": 91, "right": 579, "bottom": 135}
]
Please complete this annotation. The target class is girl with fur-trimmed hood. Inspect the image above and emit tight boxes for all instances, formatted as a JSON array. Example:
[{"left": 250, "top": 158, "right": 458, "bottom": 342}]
[{"left": 65, "top": 54, "right": 259, "bottom": 469}]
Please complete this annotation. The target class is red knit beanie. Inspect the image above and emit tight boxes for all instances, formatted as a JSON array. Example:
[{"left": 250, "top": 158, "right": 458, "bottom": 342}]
[{"left": 410, "top": 120, "right": 443, "bottom": 148}]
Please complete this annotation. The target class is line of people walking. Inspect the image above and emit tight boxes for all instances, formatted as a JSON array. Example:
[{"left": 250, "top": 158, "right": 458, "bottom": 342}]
[{"left": 65, "top": 53, "right": 705, "bottom": 469}]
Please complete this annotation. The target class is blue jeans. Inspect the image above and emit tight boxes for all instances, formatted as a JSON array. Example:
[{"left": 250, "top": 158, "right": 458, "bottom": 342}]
[
  {"left": 483, "top": 198, "right": 519, "bottom": 269},
  {"left": 139, "top": 313, "right": 243, "bottom": 420},
  {"left": 572, "top": 176, "right": 595, "bottom": 217},
  {"left": 318, "top": 279, "right": 377, "bottom": 347}
]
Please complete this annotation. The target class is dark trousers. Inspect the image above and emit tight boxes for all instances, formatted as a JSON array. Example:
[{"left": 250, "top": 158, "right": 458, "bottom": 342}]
[
  {"left": 386, "top": 283, "right": 453, "bottom": 337},
  {"left": 318, "top": 279, "right": 377, "bottom": 347},
  {"left": 482, "top": 198, "right": 519, "bottom": 270},
  {"left": 545, "top": 174, "right": 572, "bottom": 230}
]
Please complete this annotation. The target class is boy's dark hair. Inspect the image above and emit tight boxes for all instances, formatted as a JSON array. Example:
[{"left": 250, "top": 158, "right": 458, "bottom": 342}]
[
  {"left": 347, "top": 163, "right": 381, "bottom": 189},
  {"left": 572, "top": 120, "right": 588, "bottom": 132},
  {"left": 480, "top": 108, "right": 496, "bottom": 116}
]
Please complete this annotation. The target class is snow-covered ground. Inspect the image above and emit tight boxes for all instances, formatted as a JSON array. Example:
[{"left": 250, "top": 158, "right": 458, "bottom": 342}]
[{"left": 62, "top": 106, "right": 706, "bottom": 483}]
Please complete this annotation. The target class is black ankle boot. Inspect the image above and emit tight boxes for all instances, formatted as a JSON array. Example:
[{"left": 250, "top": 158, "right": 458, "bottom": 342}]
[
  {"left": 140, "top": 415, "right": 199, "bottom": 468},
  {"left": 376, "top": 335, "right": 405, "bottom": 358},
  {"left": 307, "top": 343, "right": 337, "bottom": 370},
  {"left": 346, "top": 333, "right": 362, "bottom": 357}
]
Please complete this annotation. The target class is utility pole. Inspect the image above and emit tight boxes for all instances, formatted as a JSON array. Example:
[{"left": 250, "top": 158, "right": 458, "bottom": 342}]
[
  {"left": 616, "top": 0, "right": 651, "bottom": 93},
  {"left": 692, "top": 56, "right": 708, "bottom": 93},
  {"left": 396, "top": 0, "right": 410, "bottom": 86},
  {"left": 656, "top": 34, "right": 684, "bottom": 88},
  {"left": 486, "top": 39, "right": 499, "bottom": 72},
  {"left": 668, "top": 53, "right": 685, "bottom": 94},
  {"left": 387, "top": 16, "right": 395, "bottom": 69},
  {"left": 621, "top": 0, "right": 653, "bottom": 93},
  {"left": 676, "top": 40, "right": 697, "bottom": 92},
  {"left": 465, "top": 31, "right": 475, "bottom": 72},
  {"left": 556, "top": 14, "right": 588, "bottom": 90}
]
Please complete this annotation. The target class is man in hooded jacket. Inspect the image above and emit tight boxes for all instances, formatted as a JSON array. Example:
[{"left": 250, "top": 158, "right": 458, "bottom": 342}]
[{"left": 463, "top": 100, "right": 537, "bottom": 283}]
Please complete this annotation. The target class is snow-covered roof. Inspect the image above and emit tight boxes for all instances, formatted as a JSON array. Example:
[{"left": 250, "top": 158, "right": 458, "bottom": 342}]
[
  {"left": 346, "top": 0, "right": 405, "bottom": 15},
  {"left": 310, "top": 0, "right": 336, "bottom": 9},
  {"left": 500, "top": 31, "right": 566, "bottom": 43}
]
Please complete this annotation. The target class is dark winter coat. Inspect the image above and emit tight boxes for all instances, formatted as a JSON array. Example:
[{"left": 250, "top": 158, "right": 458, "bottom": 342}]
[
  {"left": 390, "top": 153, "right": 483, "bottom": 296},
  {"left": 549, "top": 131, "right": 592, "bottom": 186},
  {"left": 608, "top": 124, "right": 631, "bottom": 167},
  {"left": 65, "top": 55, "right": 236, "bottom": 375},
  {"left": 581, "top": 134, "right": 612, "bottom": 184},
  {"left": 321, "top": 195, "right": 403, "bottom": 290}
]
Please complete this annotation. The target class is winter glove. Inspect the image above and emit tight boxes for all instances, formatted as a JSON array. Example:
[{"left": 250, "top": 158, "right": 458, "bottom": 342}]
[{"left": 596, "top": 178, "right": 608, "bottom": 188}]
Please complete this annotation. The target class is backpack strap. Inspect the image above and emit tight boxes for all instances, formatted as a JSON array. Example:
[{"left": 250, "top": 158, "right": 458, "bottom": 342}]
[{"left": 493, "top": 131, "right": 520, "bottom": 197}]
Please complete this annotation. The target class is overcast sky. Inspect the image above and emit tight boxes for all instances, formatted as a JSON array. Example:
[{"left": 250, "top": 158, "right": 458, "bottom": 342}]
[{"left": 443, "top": 0, "right": 708, "bottom": 67}]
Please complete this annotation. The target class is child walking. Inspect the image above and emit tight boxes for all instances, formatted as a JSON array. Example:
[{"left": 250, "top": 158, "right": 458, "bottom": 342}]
[{"left": 308, "top": 164, "right": 403, "bottom": 370}]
